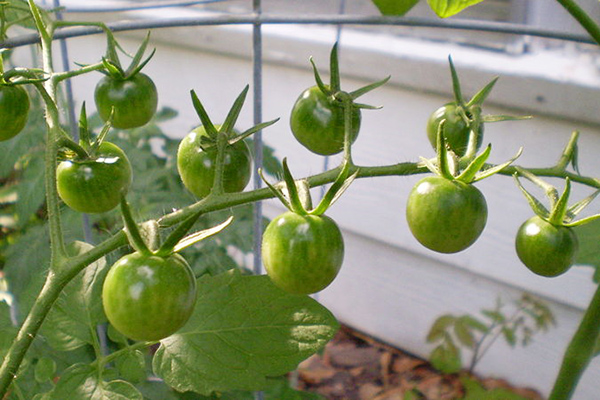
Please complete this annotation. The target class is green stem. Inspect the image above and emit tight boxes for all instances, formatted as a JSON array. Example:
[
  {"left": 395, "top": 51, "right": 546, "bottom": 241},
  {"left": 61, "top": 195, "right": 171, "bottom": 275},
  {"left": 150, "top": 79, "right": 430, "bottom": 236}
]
[
  {"left": 549, "top": 283, "right": 600, "bottom": 400},
  {"left": 0, "top": 232, "right": 127, "bottom": 397},
  {"left": 556, "top": 0, "right": 600, "bottom": 46},
  {"left": 96, "top": 341, "right": 152, "bottom": 370}
]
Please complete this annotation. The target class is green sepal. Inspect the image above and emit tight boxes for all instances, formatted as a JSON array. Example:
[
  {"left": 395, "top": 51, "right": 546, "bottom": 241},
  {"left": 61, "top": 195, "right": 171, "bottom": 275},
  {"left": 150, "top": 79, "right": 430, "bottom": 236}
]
[
  {"left": 281, "top": 158, "right": 307, "bottom": 215},
  {"left": 220, "top": 85, "right": 249, "bottom": 137},
  {"left": 124, "top": 32, "right": 154, "bottom": 77},
  {"left": 172, "top": 216, "right": 233, "bottom": 254},
  {"left": 481, "top": 114, "right": 532, "bottom": 123},
  {"left": 310, "top": 161, "right": 359, "bottom": 216},
  {"left": 513, "top": 174, "right": 550, "bottom": 220},
  {"left": 471, "top": 147, "right": 522, "bottom": 183},
  {"left": 448, "top": 56, "right": 465, "bottom": 106},
  {"left": 466, "top": 77, "right": 498, "bottom": 107},
  {"left": 120, "top": 197, "right": 151, "bottom": 255},
  {"left": 548, "top": 178, "right": 571, "bottom": 226},
  {"left": 566, "top": 189, "right": 600, "bottom": 222},
  {"left": 329, "top": 42, "right": 341, "bottom": 92},
  {"left": 190, "top": 89, "right": 219, "bottom": 144},
  {"left": 435, "top": 121, "right": 455, "bottom": 180},
  {"left": 309, "top": 56, "right": 331, "bottom": 97},
  {"left": 78, "top": 102, "right": 92, "bottom": 152},
  {"left": 258, "top": 167, "right": 292, "bottom": 211},
  {"left": 348, "top": 75, "right": 391, "bottom": 100},
  {"left": 229, "top": 118, "right": 279, "bottom": 146},
  {"left": 456, "top": 144, "right": 491, "bottom": 183}
]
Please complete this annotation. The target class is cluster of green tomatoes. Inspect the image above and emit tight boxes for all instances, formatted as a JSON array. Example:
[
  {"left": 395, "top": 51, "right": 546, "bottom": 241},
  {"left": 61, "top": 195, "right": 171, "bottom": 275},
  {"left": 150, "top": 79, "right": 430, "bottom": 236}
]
[{"left": 0, "top": 45, "right": 586, "bottom": 343}]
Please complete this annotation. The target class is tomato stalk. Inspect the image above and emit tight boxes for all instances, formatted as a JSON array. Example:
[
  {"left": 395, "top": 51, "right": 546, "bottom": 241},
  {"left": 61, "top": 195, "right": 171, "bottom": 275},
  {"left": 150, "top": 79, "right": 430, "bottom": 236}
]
[
  {"left": 549, "top": 282, "right": 600, "bottom": 400},
  {"left": 556, "top": 0, "right": 600, "bottom": 46}
]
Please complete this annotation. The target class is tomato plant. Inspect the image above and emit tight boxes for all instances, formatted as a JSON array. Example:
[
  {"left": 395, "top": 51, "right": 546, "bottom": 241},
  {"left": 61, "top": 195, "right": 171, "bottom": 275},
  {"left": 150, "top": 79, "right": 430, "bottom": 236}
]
[
  {"left": 0, "top": 84, "right": 29, "bottom": 141},
  {"left": 426, "top": 102, "right": 483, "bottom": 157},
  {"left": 290, "top": 85, "right": 361, "bottom": 156},
  {"left": 56, "top": 141, "right": 132, "bottom": 214},
  {"left": 406, "top": 176, "right": 488, "bottom": 254},
  {"left": 262, "top": 211, "right": 344, "bottom": 295},
  {"left": 94, "top": 72, "right": 158, "bottom": 129},
  {"left": 177, "top": 125, "right": 252, "bottom": 199},
  {"left": 515, "top": 216, "right": 578, "bottom": 277},
  {"left": 102, "top": 251, "right": 197, "bottom": 341}
]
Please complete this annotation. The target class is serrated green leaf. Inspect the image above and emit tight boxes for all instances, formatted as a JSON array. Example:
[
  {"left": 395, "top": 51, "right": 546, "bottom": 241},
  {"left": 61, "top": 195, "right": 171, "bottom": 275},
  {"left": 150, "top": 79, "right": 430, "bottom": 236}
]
[
  {"left": 153, "top": 270, "right": 339, "bottom": 395},
  {"left": 50, "top": 364, "right": 143, "bottom": 400},
  {"left": 454, "top": 319, "right": 475, "bottom": 348},
  {"left": 34, "top": 357, "right": 56, "bottom": 383},
  {"left": 502, "top": 327, "right": 517, "bottom": 347},
  {"left": 460, "top": 315, "right": 488, "bottom": 333},
  {"left": 481, "top": 310, "right": 505, "bottom": 323},
  {"left": 115, "top": 349, "right": 147, "bottom": 383},
  {"left": 429, "top": 343, "right": 462, "bottom": 374},
  {"left": 461, "top": 375, "right": 529, "bottom": 400},
  {"left": 573, "top": 219, "right": 600, "bottom": 281},
  {"left": 16, "top": 155, "right": 45, "bottom": 226},
  {"left": 426, "top": 314, "right": 455, "bottom": 343},
  {"left": 43, "top": 241, "right": 108, "bottom": 351},
  {"left": 427, "top": 0, "right": 485, "bottom": 18}
]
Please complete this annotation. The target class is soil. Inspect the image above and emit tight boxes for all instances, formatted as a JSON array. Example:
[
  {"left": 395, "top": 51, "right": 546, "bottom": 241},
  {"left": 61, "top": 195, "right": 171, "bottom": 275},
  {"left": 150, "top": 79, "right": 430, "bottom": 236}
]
[{"left": 296, "top": 325, "right": 545, "bottom": 400}]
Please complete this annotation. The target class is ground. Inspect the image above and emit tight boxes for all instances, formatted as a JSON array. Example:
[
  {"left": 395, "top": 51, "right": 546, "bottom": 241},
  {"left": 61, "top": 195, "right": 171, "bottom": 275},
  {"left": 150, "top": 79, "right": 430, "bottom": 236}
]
[{"left": 296, "top": 325, "right": 545, "bottom": 400}]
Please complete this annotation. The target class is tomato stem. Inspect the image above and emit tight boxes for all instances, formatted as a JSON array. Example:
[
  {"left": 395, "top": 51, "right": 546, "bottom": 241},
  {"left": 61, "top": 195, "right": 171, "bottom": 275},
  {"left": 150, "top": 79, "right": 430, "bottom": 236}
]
[{"left": 549, "top": 282, "right": 600, "bottom": 400}]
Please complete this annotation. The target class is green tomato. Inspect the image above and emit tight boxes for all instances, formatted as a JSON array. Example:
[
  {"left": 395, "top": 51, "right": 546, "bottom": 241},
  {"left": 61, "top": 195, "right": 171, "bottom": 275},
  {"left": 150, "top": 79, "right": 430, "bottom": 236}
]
[
  {"left": 102, "top": 252, "right": 197, "bottom": 342},
  {"left": 0, "top": 84, "right": 29, "bottom": 142},
  {"left": 177, "top": 126, "right": 252, "bottom": 199},
  {"left": 262, "top": 211, "right": 344, "bottom": 295},
  {"left": 426, "top": 103, "right": 483, "bottom": 157},
  {"left": 57, "top": 142, "right": 132, "bottom": 214},
  {"left": 515, "top": 216, "right": 578, "bottom": 277},
  {"left": 406, "top": 176, "right": 487, "bottom": 253},
  {"left": 290, "top": 85, "right": 361, "bottom": 156},
  {"left": 94, "top": 73, "right": 158, "bottom": 129}
]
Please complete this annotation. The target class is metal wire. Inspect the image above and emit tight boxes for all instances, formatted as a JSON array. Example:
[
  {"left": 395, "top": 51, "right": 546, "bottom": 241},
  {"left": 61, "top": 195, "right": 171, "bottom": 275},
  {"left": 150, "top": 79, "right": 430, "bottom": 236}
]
[
  {"left": 48, "top": 0, "right": 231, "bottom": 13},
  {"left": 2, "top": 13, "right": 595, "bottom": 49}
]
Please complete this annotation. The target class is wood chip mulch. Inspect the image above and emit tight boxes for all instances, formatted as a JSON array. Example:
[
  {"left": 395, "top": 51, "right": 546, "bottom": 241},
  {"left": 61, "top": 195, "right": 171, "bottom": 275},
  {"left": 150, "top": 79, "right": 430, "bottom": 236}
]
[{"left": 296, "top": 325, "right": 545, "bottom": 400}]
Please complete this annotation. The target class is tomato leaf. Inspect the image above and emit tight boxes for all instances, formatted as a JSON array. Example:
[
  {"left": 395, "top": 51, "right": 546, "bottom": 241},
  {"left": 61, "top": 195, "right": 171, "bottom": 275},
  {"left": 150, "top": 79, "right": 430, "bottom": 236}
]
[
  {"left": 573, "top": 218, "right": 600, "bottom": 282},
  {"left": 426, "top": 314, "right": 455, "bottom": 343},
  {"left": 42, "top": 241, "right": 108, "bottom": 351},
  {"left": 371, "top": 0, "right": 419, "bottom": 16},
  {"left": 429, "top": 343, "right": 462, "bottom": 374},
  {"left": 153, "top": 270, "right": 339, "bottom": 395},
  {"left": 15, "top": 155, "right": 45, "bottom": 227},
  {"left": 427, "top": 0, "right": 485, "bottom": 18},
  {"left": 49, "top": 363, "right": 143, "bottom": 400},
  {"left": 461, "top": 375, "right": 529, "bottom": 400}
]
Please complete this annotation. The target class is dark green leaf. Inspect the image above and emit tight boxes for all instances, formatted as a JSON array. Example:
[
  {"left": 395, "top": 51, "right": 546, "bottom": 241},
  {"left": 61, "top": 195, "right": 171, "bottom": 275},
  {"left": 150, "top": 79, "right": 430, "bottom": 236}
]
[
  {"left": 34, "top": 357, "right": 56, "bottom": 383},
  {"left": 427, "top": 0, "right": 485, "bottom": 18},
  {"left": 50, "top": 364, "right": 143, "bottom": 400},
  {"left": 502, "top": 327, "right": 517, "bottom": 347},
  {"left": 429, "top": 343, "right": 462, "bottom": 374},
  {"left": 481, "top": 309, "right": 505, "bottom": 323},
  {"left": 153, "top": 270, "right": 339, "bottom": 395},
  {"left": 115, "top": 349, "right": 147, "bottom": 383},
  {"left": 461, "top": 315, "right": 488, "bottom": 334},
  {"left": 16, "top": 155, "right": 45, "bottom": 226},
  {"left": 43, "top": 241, "right": 108, "bottom": 351},
  {"left": 426, "top": 314, "right": 455, "bottom": 343},
  {"left": 454, "top": 318, "right": 476, "bottom": 348},
  {"left": 574, "top": 218, "right": 600, "bottom": 281},
  {"left": 461, "top": 375, "right": 529, "bottom": 400},
  {"left": 371, "top": 0, "right": 419, "bottom": 16}
]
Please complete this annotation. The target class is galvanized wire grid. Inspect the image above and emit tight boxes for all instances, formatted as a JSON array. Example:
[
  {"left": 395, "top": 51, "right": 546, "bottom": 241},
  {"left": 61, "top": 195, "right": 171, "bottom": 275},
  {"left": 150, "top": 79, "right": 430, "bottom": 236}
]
[{"left": 20, "top": 1, "right": 599, "bottom": 398}]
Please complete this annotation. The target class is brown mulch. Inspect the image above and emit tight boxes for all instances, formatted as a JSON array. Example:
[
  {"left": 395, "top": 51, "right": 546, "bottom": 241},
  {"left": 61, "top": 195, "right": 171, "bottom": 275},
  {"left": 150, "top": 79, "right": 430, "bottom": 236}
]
[{"left": 296, "top": 325, "right": 545, "bottom": 400}]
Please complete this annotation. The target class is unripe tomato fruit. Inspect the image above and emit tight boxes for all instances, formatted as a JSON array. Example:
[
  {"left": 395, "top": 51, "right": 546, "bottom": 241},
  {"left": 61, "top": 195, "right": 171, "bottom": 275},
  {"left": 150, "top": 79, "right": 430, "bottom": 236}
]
[
  {"left": 515, "top": 216, "right": 578, "bottom": 277},
  {"left": 102, "top": 252, "right": 197, "bottom": 342},
  {"left": 94, "top": 73, "right": 158, "bottom": 129},
  {"left": 262, "top": 211, "right": 344, "bottom": 295},
  {"left": 0, "top": 84, "right": 29, "bottom": 142},
  {"left": 406, "top": 176, "right": 487, "bottom": 253},
  {"left": 57, "top": 141, "right": 132, "bottom": 214},
  {"left": 290, "top": 86, "right": 361, "bottom": 156},
  {"left": 427, "top": 103, "right": 483, "bottom": 157},
  {"left": 177, "top": 126, "right": 252, "bottom": 199}
]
